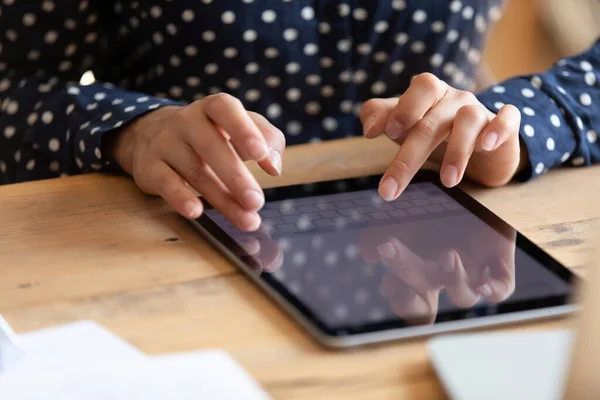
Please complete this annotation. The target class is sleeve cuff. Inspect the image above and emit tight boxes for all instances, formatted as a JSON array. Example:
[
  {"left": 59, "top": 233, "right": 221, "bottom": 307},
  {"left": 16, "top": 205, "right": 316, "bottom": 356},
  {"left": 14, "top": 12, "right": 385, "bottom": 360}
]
[
  {"left": 476, "top": 76, "right": 579, "bottom": 182},
  {"left": 68, "top": 82, "right": 185, "bottom": 175}
]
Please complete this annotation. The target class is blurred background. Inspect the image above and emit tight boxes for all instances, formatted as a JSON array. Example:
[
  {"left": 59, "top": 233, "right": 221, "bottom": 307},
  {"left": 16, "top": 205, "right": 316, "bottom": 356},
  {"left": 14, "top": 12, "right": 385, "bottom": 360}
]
[
  {"left": 484, "top": 0, "right": 600, "bottom": 82},
  {"left": 80, "top": 1, "right": 600, "bottom": 90}
]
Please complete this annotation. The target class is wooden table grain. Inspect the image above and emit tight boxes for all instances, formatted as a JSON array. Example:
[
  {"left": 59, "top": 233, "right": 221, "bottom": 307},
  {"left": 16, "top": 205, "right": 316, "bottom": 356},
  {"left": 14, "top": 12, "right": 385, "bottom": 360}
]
[{"left": 1, "top": 136, "right": 598, "bottom": 399}]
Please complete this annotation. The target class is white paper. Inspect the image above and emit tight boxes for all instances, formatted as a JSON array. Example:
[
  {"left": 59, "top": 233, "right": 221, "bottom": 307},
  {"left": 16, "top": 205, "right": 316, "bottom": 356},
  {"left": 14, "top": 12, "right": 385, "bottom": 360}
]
[
  {"left": 16, "top": 320, "right": 146, "bottom": 366},
  {"left": 0, "top": 316, "right": 23, "bottom": 373},
  {"left": 0, "top": 349, "right": 272, "bottom": 400},
  {"left": 0, "top": 319, "right": 271, "bottom": 400},
  {"left": 428, "top": 330, "right": 574, "bottom": 400}
]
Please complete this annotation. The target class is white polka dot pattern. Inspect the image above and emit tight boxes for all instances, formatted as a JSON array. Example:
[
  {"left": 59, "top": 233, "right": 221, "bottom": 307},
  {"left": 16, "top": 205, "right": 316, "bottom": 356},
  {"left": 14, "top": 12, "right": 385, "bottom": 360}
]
[
  {"left": 0, "top": 0, "right": 597, "bottom": 186},
  {"left": 476, "top": 42, "right": 600, "bottom": 178}
]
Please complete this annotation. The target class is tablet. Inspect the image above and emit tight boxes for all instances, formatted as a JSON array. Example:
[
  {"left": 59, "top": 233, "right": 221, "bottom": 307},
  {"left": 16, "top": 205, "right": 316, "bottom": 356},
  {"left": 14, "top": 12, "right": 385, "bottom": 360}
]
[{"left": 188, "top": 170, "right": 576, "bottom": 348}]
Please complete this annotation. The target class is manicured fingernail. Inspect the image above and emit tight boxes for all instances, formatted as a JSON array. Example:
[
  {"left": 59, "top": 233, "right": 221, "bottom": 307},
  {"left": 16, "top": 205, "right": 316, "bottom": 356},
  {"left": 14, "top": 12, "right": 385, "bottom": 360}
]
[
  {"left": 385, "top": 119, "right": 404, "bottom": 140},
  {"left": 184, "top": 201, "right": 202, "bottom": 219},
  {"left": 377, "top": 241, "right": 396, "bottom": 260},
  {"left": 270, "top": 149, "right": 282, "bottom": 175},
  {"left": 242, "top": 189, "right": 265, "bottom": 210},
  {"left": 245, "top": 138, "right": 269, "bottom": 161},
  {"left": 482, "top": 132, "right": 498, "bottom": 151},
  {"left": 363, "top": 115, "right": 377, "bottom": 136},
  {"left": 441, "top": 165, "right": 459, "bottom": 187},
  {"left": 476, "top": 284, "right": 493, "bottom": 297},
  {"left": 379, "top": 176, "right": 399, "bottom": 201},
  {"left": 441, "top": 250, "right": 455, "bottom": 272}
]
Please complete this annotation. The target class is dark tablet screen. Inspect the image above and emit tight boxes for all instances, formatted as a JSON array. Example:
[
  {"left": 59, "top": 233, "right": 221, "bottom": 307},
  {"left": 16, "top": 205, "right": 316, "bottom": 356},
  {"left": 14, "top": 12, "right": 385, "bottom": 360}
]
[{"left": 197, "top": 171, "right": 574, "bottom": 337}]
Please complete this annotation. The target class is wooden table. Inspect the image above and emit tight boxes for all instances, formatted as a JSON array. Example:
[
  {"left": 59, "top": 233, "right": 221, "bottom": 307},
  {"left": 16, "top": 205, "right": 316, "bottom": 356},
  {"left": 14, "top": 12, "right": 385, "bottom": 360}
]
[{"left": 1, "top": 137, "right": 598, "bottom": 399}]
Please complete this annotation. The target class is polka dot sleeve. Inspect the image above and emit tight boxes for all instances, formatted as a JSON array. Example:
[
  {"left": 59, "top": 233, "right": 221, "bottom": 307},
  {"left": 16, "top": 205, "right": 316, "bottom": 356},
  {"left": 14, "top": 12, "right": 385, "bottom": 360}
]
[
  {"left": 0, "top": 1, "right": 182, "bottom": 185},
  {"left": 476, "top": 38, "right": 600, "bottom": 180}
]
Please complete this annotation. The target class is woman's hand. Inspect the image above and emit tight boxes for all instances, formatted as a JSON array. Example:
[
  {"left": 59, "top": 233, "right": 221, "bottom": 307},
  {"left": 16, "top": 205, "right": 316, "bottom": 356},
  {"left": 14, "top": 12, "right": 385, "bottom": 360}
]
[
  {"left": 104, "top": 93, "right": 286, "bottom": 231},
  {"left": 361, "top": 73, "right": 528, "bottom": 201}
]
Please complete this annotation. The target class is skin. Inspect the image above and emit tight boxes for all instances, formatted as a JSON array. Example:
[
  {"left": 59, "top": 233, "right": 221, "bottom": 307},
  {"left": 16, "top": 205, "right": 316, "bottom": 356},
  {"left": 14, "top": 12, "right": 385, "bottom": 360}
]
[
  {"left": 359, "top": 215, "right": 517, "bottom": 325},
  {"left": 360, "top": 73, "right": 528, "bottom": 201},
  {"left": 104, "top": 73, "right": 529, "bottom": 230}
]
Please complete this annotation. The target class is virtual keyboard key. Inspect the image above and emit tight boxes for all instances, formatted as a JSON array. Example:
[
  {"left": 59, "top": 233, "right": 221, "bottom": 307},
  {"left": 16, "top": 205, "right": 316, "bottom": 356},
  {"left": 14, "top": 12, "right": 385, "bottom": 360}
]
[
  {"left": 411, "top": 199, "right": 430, "bottom": 206},
  {"left": 407, "top": 207, "right": 426, "bottom": 215},
  {"left": 315, "top": 219, "right": 334, "bottom": 227},
  {"left": 299, "top": 205, "right": 318, "bottom": 213},
  {"left": 334, "top": 201, "right": 354, "bottom": 208},
  {"left": 430, "top": 196, "right": 447, "bottom": 204},
  {"left": 317, "top": 203, "right": 335, "bottom": 211},
  {"left": 277, "top": 224, "right": 296, "bottom": 233},
  {"left": 320, "top": 210, "right": 339, "bottom": 219},
  {"left": 393, "top": 201, "right": 412, "bottom": 209},
  {"left": 371, "top": 212, "right": 389, "bottom": 220},
  {"left": 358, "top": 205, "right": 377, "bottom": 213},
  {"left": 444, "top": 203, "right": 461, "bottom": 210},
  {"left": 260, "top": 210, "right": 280, "bottom": 218}
]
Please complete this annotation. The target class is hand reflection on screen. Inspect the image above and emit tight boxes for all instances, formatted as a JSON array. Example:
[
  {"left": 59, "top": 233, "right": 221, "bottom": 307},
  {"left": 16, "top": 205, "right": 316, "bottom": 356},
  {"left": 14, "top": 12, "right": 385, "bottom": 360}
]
[
  {"left": 359, "top": 214, "right": 517, "bottom": 325},
  {"left": 230, "top": 224, "right": 283, "bottom": 273}
]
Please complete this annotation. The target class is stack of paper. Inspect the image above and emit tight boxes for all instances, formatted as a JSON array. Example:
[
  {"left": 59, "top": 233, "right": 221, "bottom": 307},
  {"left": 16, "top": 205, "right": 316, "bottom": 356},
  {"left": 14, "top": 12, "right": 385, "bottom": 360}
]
[{"left": 0, "top": 317, "right": 272, "bottom": 399}]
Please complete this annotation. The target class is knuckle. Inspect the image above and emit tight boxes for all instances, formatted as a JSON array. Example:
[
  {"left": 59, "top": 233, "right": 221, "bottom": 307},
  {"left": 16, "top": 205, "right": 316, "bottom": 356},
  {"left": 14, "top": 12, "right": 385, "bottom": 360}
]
[
  {"left": 455, "top": 89, "right": 477, "bottom": 103},
  {"left": 502, "top": 104, "right": 522, "bottom": 122},
  {"left": 502, "top": 103, "right": 520, "bottom": 115},
  {"left": 412, "top": 118, "right": 438, "bottom": 139},
  {"left": 412, "top": 73, "right": 444, "bottom": 95},
  {"left": 271, "top": 127, "right": 286, "bottom": 148},
  {"left": 204, "top": 92, "right": 241, "bottom": 115},
  {"left": 170, "top": 106, "right": 191, "bottom": 126},
  {"left": 185, "top": 161, "right": 206, "bottom": 181},
  {"left": 249, "top": 111, "right": 286, "bottom": 147},
  {"left": 492, "top": 118, "right": 511, "bottom": 134},
  {"left": 457, "top": 104, "right": 487, "bottom": 124},
  {"left": 360, "top": 99, "right": 378, "bottom": 119},
  {"left": 446, "top": 148, "right": 471, "bottom": 163},
  {"left": 229, "top": 169, "right": 248, "bottom": 186},
  {"left": 390, "top": 158, "right": 413, "bottom": 177}
]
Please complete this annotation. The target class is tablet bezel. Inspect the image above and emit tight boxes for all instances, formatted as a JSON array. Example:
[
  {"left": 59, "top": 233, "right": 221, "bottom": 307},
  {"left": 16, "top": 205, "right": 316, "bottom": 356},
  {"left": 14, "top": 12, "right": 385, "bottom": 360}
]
[{"left": 188, "top": 170, "right": 577, "bottom": 348}]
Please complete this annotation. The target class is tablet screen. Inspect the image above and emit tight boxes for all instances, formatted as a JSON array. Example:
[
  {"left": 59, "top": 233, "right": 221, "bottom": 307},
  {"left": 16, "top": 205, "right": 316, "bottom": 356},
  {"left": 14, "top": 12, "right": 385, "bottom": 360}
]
[{"left": 200, "top": 173, "right": 573, "bottom": 336}]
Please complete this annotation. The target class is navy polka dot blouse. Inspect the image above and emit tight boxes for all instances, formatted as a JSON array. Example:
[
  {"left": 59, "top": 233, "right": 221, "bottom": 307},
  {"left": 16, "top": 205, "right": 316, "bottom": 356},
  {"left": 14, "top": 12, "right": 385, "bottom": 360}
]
[{"left": 0, "top": 0, "right": 598, "bottom": 185}]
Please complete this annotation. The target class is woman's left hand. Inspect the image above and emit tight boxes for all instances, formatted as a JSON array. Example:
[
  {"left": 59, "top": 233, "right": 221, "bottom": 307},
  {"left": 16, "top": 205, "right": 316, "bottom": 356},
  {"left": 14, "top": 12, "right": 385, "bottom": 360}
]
[{"left": 361, "top": 73, "right": 528, "bottom": 201}]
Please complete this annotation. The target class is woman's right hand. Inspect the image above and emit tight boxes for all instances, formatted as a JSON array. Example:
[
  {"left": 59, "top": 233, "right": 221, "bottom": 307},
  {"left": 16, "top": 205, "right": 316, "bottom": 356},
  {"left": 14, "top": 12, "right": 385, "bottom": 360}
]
[{"left": 104, "top": 93, "right": 286, "bottom": 232}]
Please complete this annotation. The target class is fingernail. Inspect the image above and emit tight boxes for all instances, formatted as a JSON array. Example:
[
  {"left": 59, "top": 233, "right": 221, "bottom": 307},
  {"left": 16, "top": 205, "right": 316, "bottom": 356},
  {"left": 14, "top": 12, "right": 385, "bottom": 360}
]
[
  {"left": 242, "top": 189, "right": 265, "bottom": 210},
  {"left": 239, "top": 212, "right": 261, "bottom": 232},
  {"left": 385, "top": 119, "right": 404, "bottom": 140},
  {"left": 476, "top": 284, "right": 493, "bottom": 297},
  {"left": 441, "top": 250, "right": 455, "bottom": 272},
  {"left": 441, "top": 165, "right": 459, "bottom": 187},
  {"left": 363, "top": 115, "right": 377, "bottom": 136},
  {"left": 379, "top": 176, "right": 399, "bottom": 201},
  {"left": 270, "top": 149, "right": 282, "bottom": 175},
  {"left": 245, "top": 138, "right": 269, "bottom": 161},
  {"left": 184, "top": 201, "right": 202, "bottom": 219},
  {"left": 377, "top": 241, "right": 396, "bottom": 260},
  {"left": 482, "top": 132, "right": 498, "bottom": 151}
]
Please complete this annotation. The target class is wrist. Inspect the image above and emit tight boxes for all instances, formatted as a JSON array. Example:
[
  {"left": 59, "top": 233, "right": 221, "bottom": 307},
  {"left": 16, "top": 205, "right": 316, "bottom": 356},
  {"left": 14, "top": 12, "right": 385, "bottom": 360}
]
[
  {"left": 514, "top": 136, "right": 531, "bottom": 177},
  {"left": 101, "top": 106, "right": 182, "bottom": 176}
]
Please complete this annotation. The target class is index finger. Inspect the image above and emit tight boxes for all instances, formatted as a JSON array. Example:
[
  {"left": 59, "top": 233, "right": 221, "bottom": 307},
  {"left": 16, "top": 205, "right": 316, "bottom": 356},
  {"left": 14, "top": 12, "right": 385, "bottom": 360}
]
[
  {"left": 202, "top": 93, "right": 270, "bottom": 161},
  {"left": 379, "top": 95, "right": 467, "bottom": 201},
  {"left": 385, "top": 73, "right": 448, "bottom": 140}
]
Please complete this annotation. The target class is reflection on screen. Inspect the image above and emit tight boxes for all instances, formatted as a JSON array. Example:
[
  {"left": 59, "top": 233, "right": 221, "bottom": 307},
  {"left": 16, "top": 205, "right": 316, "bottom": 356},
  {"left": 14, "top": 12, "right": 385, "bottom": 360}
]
[{"left": 205, "top": 182, "right": 571, "bottom": 330}]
